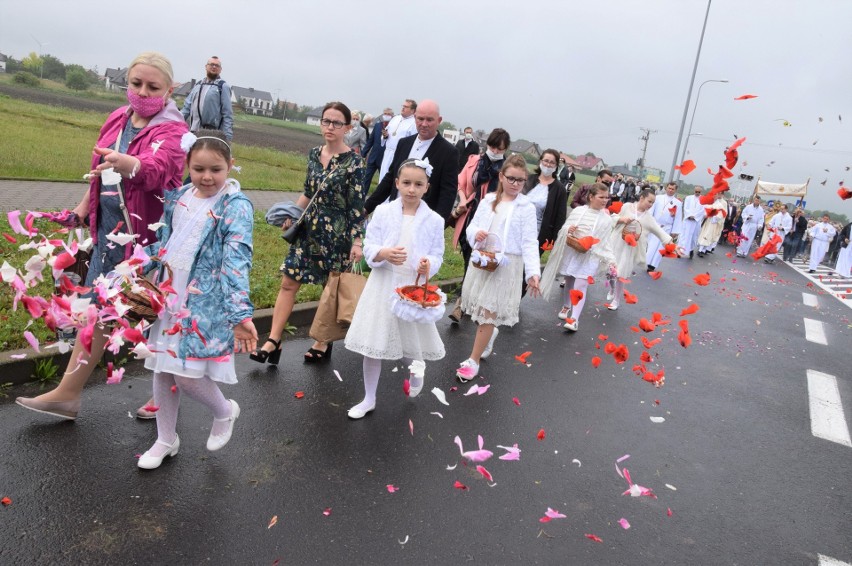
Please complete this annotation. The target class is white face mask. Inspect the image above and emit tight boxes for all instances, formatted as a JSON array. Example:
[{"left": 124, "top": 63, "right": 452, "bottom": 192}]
[
  {"left": 464, "top": 133, "right": 473, "bottom": 141},
  {"left": 485, "top": 149, "right": 504, "bottom": 161},
  {"left": 540, "top": 164, "right": 556, "bottom": 176},
  {"left": 382, "top": 114, "right": 393, "bottom": 122}
]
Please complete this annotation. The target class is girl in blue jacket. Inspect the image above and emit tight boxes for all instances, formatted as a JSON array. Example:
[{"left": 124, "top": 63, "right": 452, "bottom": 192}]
[{"left": 137, "top": 130, "right": 257, "bottom": 470}]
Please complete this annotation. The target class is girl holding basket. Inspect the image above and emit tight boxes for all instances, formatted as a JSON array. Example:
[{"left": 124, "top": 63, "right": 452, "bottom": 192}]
[
  {"left": 344, "top": 159, "right": 445, "bottom": 419},
  {"left": 456, "top": 155, "right": 541, "bottom": 381}
]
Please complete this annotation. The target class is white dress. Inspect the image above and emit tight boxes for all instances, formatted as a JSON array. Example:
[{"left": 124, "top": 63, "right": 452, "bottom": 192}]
[
  {"left": 461, "top": 201, "right": 526, "bottom": 326},
  {"left": 345, "top": 216, "right": 445, "bottom": 361},
  {"left": 835, "top": 244, "right": 852, "bottom": 277},
  {"left": 144, "top": 188, "right": 237, "bottom": 384},
  {"left": 558, "top": 207, "right": 610, "bottom": 278}
]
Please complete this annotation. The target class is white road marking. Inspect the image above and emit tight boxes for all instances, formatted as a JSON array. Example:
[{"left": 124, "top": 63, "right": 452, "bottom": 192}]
[
  {"left": 807, "top": 370, "right": 852, "bottom": 447},
  {"left": 803, "top": 318, "right": 828, "bottom": 345},
  {"left": 819, "top": 554, "right": 852, "bottom": 566},
  {"left": 802, "top": 292, "right": 819, "bottom": 307}
]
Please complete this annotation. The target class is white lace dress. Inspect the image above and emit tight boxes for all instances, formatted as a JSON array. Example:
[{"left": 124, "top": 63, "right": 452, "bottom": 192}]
[
  {"left": 144, "top": 188, "right": 237, "bottom": 384},
  {"left": 461, "top": 201, "right": 526, "bottom": 326},
  {"left": 344, "top": 216, "right": 446, "bottom": 361}
]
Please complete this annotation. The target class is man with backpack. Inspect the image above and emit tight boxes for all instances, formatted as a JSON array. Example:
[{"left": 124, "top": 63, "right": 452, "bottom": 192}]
[{"left": 181, "top": 56, "right": 234, "bottom": 141}]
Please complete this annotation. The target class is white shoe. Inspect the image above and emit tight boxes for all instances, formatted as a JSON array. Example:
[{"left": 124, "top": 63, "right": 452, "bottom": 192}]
[
  {"left": 207, "top": 400, "right": 240, "bottom": 452},
  {"left": 481, "top": 328, "right": 499, "bottom": 359},
  {"left": 138, "top": 435, "right": 180, "bottom": 470},
  {"left": 557, "top": 306, "right": 571, "bottom": 320},
  {"left": 456, "top": 358, "right": 480, "bottom": 382},
  {"left": 607, "top": 301, "right": 619, "bottom": 311},
  {"left": 606, "top": 290, "right": 615, "bottom": 302},
  {"left": 347, "top": 401, "right": 376, "bottom": 419},
  {"left": 563, "top": 319, "right": 579, "bottom": 331}
]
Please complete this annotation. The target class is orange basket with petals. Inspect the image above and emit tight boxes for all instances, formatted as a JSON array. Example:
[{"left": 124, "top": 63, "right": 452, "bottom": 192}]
[{"left": 392, "top": 274, "right": 447, "bottom": 323}]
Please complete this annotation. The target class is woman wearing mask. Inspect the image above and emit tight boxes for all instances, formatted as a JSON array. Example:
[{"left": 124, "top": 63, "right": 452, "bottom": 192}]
[
  {"left": 523, "top": 148, "right": 567, "bottom": 252},
  {"left": 447, "top": 128, "right": 511, "bottom": 322},
  {"left": 16, "top": 52, "right": 188, "bottom": 421}
]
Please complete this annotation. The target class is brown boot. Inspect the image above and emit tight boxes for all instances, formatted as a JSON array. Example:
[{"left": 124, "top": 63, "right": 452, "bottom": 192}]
[{"left": 448, "top": 298, "right": 463, "bottom": 323}]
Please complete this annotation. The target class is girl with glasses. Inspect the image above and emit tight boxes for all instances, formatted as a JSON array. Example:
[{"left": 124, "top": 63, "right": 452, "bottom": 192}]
[{"left": 456, "top": 155, "right": 542, "bottom": 381}]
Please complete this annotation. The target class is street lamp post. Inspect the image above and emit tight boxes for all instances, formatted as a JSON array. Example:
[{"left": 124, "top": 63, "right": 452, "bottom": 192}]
[
  {"left": 674, "top": 77, "right": 729, "bottom": 182},
  {"left": 667, "top": 0, "right": 713, "bottom": 183}
]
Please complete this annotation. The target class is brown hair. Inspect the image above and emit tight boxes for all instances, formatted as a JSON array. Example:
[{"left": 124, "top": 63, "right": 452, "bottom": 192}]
[
  {"left": 485, "top": 128, "right": 511, "bottom": 151},
  {"left": 493, "top": 154, "right": 528, "bottom": 211},
  {"left": 322, "top": 101, "right": 352, "bottom": 124},
  {"left": 587, "top": 182, "right": 609, "bottom": 198},
  {"left": 187, "top": 129, "right": 231, "bottom": 163}
]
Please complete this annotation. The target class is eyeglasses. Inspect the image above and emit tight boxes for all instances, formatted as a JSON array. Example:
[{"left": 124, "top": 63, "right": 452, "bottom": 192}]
[
  {"left": 206, "top": 63, "right": 221, "bottom": 68},
  {"left": 503, "top": 175, "right": 526, "bottom": 186},
  {"left": 602, "top": 180, "right": 613, "bottom": 187},
  {"left": 320, "top": 118, "right": 347, "bottom": 129}
]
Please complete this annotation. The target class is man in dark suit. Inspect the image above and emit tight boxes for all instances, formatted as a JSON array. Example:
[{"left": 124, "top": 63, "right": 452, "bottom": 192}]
[
  {"left": 364, "top": 99, "right": 460, "bottom": 221},
  {"left": 558, "top": 161, "right": 576, "bottom": 192},
  {"left": 455, "top": 126, "right": 480, "bottom": 169},
  {"left": 361, "top": 107, "right": 393, "bottom": 190}
]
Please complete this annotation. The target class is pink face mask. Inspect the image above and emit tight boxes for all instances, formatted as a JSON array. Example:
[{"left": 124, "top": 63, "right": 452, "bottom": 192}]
[{"left": 126, "top": 89, "right": 165, "bottom": 118}]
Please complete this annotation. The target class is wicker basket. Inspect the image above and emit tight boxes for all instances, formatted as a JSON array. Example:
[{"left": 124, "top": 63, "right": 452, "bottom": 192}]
[
  {"left": 121, "top": 263, "right": 173, "bottom": 324},
  {"left": 392, "top": 274, "right": 447, "bottom": 323},
  {"left": 471, "top": 233, "right": 502, "bottom": 272},
  {"left": 621, "top": 220, "right": 643, "bottom": 241},
  {"left": 566, "top": 235, "right": 590, "bottom": 254}
]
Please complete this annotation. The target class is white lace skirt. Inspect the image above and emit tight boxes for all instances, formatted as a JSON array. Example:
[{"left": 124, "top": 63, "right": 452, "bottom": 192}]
[
  {"left": 461, "top": 254, "right": 525, "bottom": 326},
  {"left": 143, "top": 267, "right": 237, "bottom": 384},
  {"left": 345, "top": 266, "right": 446, "bottom": 361}
]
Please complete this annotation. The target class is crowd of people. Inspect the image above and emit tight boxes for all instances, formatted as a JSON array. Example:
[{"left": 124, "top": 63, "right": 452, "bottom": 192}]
[{"left": 11, "top": 51, "right": 851, "bottom": 471}]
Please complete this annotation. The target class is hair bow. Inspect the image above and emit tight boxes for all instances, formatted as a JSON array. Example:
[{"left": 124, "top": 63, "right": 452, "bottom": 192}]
[
  {"left": 413, "top": 158, "right": 433, "bottom": 177},
  {"left": 179, "top": 132, "right": 198, "bottom": 154}
]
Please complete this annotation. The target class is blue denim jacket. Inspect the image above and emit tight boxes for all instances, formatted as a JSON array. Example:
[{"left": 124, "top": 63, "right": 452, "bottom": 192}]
[{"left": 145, "top": 180, "right": 254, "bottom": 360}]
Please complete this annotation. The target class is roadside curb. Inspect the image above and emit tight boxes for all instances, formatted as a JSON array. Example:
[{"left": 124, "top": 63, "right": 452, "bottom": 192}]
[{"left": 0, "top": 277, "right": 463, "bottom": 388}]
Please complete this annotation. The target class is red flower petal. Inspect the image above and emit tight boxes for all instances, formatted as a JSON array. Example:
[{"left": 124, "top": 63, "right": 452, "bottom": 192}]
[
  {"left": 649, "top": 270, "right": 663, "bottom": 280},
  {"left": 570, "top": 289, "right": 584, "bottom": 306},
  {"left": 294, "top": 391, "right": 305, "bottom": 399},
  {"left": 680, "top": 303, "right": 700, "bottom": 316},
  {"left": 537, "top": 429, "right": 546, "bottom": 441},
  {"left": 591, "top": 356, "right": 602, "bottom": 368}
]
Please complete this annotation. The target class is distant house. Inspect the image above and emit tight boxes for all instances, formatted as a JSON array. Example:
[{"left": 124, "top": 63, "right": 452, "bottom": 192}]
[
  {"left": 559, "top": 153, "right": 583, "bottom": 168},
  {"left": 231, "top": 86, "right": 274, "bottom": 117},
  {"left": 442, "top": 128, "right": 460, "bottom": 144},
  {"left": 172, "top": 80, "right": 195, "bottom": 99},
  {"left": 0, "top": 53, "right": 7, "bottom": 73},
  {"left": 510, "top": 139, "right": 541, "bottom": 159},
  {"left": 103, "top": 67, "right": 128, "bottom": 92},
  {"left": 611, "top": 164, "right": 634, "bottom": 177},
  {"left": 306, "top": 107, "right": 324, "bottom": 126},
  {"left": 573, "top": 155, "right": 606, "bottom": 172}
]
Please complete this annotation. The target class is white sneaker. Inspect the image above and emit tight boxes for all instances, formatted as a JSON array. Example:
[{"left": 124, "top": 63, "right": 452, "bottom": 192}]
[
  {"left": 347, "top": 401, "right": 376, "bottom": 419},
  {"left": 557, "top": 306, "right": 571, "bottom": 320},
  {"left": 456, "top": 358, "right": 480, "bottom": 382},
  {"left": 481, "top": 328, "right": 499, "bottom": 359},
  {"left": 607, "top": 301, "right": 619, "bottom": 311},
  {"left": 563, "top": 319, "right": 579, "bottom": 331}
]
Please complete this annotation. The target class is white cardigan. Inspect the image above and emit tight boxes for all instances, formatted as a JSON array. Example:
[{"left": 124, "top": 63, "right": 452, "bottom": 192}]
[
  {"left": 363, "top": 199, "right": 444, "bottom": 278},
  {"left": 465, "top": 193, "right": 541, "bottom": 279}
]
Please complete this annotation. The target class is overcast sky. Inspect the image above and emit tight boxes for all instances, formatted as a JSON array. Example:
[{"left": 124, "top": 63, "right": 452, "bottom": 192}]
[{"left": 2, "top": 0, "right": 851, "bottom": 216}]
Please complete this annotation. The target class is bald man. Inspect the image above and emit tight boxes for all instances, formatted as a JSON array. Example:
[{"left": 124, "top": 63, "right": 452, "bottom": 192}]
[{"left": 365, "top": 99, "right": 460, "bottom": 221}]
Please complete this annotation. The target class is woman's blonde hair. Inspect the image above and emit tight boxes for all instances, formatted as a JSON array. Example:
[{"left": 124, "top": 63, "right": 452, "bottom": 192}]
[
  {"left": 493, "top": 154, "right": 528, "bottom": 211},
  {"left": 128, "top": 52, "right": 175, "bottom": 86}
]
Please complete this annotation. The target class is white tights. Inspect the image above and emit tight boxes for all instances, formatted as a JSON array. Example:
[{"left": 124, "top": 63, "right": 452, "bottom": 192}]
[
  {"left": 146, "top": 371, "right": 231, "bottom": 457},
  {"left": 562, "top": 276, "right": 590, "bottom": 321},
  {"left": 350, "top": 356, "right": 414, "bottom": 413}
]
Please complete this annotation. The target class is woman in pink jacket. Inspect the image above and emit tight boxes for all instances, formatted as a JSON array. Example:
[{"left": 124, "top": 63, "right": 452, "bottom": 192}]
[
  {"left": 16, "top": 52, "right": 188, "bottom": 422},
  {"left": 447, "top": 128, "right": 510, "bottom": 322}
]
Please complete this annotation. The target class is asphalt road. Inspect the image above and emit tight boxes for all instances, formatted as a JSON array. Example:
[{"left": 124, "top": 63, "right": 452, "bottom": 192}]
[{"left": 1, "top": 244, "right": 850, "bottom": 565}]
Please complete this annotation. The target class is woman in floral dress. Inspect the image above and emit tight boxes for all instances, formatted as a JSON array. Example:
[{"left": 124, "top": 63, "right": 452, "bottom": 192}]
[{"left": 251, "top": 101, "right": 366, "bottom": 365}]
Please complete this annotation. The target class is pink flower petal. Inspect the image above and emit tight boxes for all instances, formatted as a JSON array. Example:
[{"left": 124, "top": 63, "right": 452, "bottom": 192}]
[
  {"left": 475, "top": 465, "right": 493, "bottom": 482},
  {"left": 23, "top": 331, "right": 40, "bottom": 352},
  {"left": 618, "top": 518, "right": 631, "bottom": 530}
]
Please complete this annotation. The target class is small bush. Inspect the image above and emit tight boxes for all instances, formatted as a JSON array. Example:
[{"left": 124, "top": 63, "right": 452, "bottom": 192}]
[
  {"left": 65, "top": 69, "right": 89, "bottom": 91},
  {"left": 13, "top": 72, "right": 40, "bottom": 87},
  {"left": 31, "top": 357, "right": 60, "bottom": 389}
]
